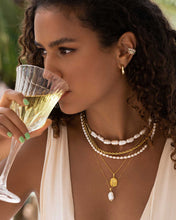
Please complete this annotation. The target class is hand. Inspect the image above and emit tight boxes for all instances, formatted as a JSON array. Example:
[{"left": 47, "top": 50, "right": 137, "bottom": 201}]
[{"left": 0, "top": 89, "right": 52, "bottom": 159}]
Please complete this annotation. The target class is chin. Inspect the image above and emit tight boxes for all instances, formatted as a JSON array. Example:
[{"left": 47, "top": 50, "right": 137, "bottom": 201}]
[{"left": 59, "top": 102, "right": 83, "bottom": 115}]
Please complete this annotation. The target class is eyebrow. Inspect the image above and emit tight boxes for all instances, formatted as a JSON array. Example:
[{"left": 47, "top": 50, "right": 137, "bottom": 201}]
[{"left": 34, "top": 37, "right": 77, "bottom": 48}]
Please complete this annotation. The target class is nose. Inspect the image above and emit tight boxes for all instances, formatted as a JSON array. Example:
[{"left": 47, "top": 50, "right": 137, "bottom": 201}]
[
  {"left": 43, "top": 54, "right": 62, "bottom": 78},
  {"left": 42, "top": 55, "right": 68, "bottom": 92}
]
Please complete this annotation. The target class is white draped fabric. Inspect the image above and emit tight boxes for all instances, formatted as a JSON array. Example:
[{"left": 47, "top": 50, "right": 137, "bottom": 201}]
[{"left": 40, "top": 126, "right": 176, "bottom": 220}]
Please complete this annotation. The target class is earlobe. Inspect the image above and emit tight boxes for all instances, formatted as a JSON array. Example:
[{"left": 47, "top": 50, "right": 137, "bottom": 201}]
[{"left": 116, "top": 32, "right": 136, "bottom": 68}]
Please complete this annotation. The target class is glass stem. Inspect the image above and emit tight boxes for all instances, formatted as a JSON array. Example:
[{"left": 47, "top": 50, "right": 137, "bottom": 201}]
[{"left": 0, "top": 137, "right": 23, "bottom": 188}]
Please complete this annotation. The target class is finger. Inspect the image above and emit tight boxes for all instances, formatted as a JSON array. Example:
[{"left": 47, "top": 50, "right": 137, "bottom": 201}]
[
  {"left": 30, "top": 119, "right": 52, "bottom": 138},
  {"left": 0, "top": 115, "right": 28, "bottom": 143},
  {"left": 0, "top": 109, "right": 29, "bottom": 143},
  {"left": 0, "top": 89, "right": 29, "bottom": 108},
  {"left": 0, "top": 107, "right": 29, "bottom": 134},
  {"left": 0, "top": 125, "right": 13, "bottom": 139}
]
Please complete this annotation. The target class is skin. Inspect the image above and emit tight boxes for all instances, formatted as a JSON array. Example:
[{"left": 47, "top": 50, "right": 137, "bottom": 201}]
[{"left": 0, "top": 6, "right": 166, "bottom": 219}]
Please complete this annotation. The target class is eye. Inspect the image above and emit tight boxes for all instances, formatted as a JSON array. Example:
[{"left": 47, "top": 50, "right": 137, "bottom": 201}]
[
  {"left": 37, "top": 48, "right": 47, "bottom": 58},
  {"left": 59, "top": 47, "right": 75, "bottom": 55},
  {"left": 41, "top": 49, "right": 47, "bottom": 57}
]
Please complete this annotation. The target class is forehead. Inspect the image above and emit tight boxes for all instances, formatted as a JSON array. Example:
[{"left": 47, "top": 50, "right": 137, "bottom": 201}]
[{"left": 34, "top": 7, "right": 92, "bottom": 43}]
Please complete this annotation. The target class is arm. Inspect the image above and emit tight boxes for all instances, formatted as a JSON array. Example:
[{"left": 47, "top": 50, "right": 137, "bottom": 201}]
[
  {"left": 0, "top": 89, "right": 50, "bottom": 219},
  {"left": 0, "top": 130, "right": 47, "bottom": 220},
  {"left": 0, "top": 89, "right": 51, "bottom": 161}
]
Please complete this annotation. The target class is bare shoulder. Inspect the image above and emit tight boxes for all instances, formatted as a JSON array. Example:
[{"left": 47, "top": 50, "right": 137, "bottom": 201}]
[{"left": 0, "top": 129, "right": 48, "bottom": 219}]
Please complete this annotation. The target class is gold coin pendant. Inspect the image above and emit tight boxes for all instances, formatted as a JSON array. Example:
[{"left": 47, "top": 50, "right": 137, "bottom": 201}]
[{"left": 110, "top": 177, "right": 118, "bottom": 187}]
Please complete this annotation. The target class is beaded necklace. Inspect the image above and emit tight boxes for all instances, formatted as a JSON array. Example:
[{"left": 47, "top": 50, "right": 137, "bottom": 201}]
[
  {"left": 80, "top": 112, "right": 156, "bottom": 160},
  {"left": 87, "top": 118, "right": 151, "bottom": 146}
]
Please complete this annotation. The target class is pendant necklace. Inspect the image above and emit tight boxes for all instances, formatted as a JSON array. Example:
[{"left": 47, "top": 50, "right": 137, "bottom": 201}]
[
  {"left": 80, "top": 112, "right": 156, "bottom": 201},
  {"left": 95, "top": 153, "right": 133, "bottom": 201}
]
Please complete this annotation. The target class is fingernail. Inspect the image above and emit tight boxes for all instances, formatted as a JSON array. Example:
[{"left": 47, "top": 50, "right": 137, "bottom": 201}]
[
  {"left": 23, "top": 98, "right": 29, "bottom": 106},
  {"left": 7, "top": 132, "right": 12, "bottom": 138},
  {"left": 24, "top": 132, "right": 30, "bottom": 140},
  {"left": 19, "top": 136, "right": 25, "bottom": 143}
]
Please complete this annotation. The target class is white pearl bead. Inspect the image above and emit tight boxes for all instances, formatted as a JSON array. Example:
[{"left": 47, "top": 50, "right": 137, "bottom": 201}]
[
  {"left": 140, "top": 130, "right": 145, "bottom": 135},
  {"left": 99, "top": 137, "right": 104, "bottom": 142},
  {"left": 127, "top": 137, "right": 134, "bottom": 143},
  {"left": 104, "top": 140, "right": 111, "bottom": 144},
  {"left": 91, "top": 131, "right": 97, "bottom": 138},
  {"left": 119, "top": 140, "right": 126, "bottom": 146},
  {"left": 134, "top": 134, "right": 140, "bottom": 139},
  {"left": 97, "top": 135, "right": 102, "bottom": 139},
  {"left": 112, "top": 140, "right": 119, "bottom": 145},
  {"left": 108, "top": 191, "right": 114, "bottom": 201}
]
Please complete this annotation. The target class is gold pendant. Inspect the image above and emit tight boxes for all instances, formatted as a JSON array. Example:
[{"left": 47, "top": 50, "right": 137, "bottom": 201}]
[{"left": 110, "top": 176, "right": 118, "bottom": 187}]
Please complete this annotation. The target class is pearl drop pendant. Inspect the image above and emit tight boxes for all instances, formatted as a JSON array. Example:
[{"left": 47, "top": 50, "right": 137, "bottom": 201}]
[{"left": 108, "top": 191, "right": 115, "bottom": 201}]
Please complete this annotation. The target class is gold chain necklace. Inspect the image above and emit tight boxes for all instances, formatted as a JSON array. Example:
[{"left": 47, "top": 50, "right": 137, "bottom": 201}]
[
  {"left": 94, "top": 153, "right": 133, "bottom": 201},
  {"left": 81, "top": 113, "right": 153, "bottom": 156}
]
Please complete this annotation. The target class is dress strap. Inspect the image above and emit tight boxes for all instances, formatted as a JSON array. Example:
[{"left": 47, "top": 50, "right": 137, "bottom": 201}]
[
  {"left": 40, "top": 126, "right": 75, "bottom": 220},
  {"left": 141, "top": 139, "right": 176, "bottom": 220}
]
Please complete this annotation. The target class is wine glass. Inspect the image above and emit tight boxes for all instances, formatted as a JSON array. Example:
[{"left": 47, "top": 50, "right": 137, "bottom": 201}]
[{"left": 0, "top": 64, "right": 69, "bottom": 203}]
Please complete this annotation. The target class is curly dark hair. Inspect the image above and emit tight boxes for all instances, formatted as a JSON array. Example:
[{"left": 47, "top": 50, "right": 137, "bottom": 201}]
[{"left": 18, "top": 0, "right": 176, "bottom": 166}]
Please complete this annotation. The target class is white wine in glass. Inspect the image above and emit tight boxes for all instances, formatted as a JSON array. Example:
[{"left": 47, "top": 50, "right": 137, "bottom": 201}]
[
  {"left": 0, "top": 65, "right": 69, "bottom": 203},
  {"left": 11, "top": 92, "right": 64, "bottom": 132}
]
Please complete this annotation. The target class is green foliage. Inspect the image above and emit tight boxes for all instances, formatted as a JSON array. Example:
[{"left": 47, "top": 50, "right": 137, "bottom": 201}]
[
  {"left": 155, "top": 0, "right": 176, "bottom": 28},
  {"left": 0, "top": 0, "right": 23, "bottom": 88},
  {"left": 156, "top": 0, "right": 176, "bottom": 7}
]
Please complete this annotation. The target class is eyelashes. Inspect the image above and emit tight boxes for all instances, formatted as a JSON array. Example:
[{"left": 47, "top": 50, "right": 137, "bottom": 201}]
[
  {"left": 38, "top": 48, "right": 47, "bottom": 57},
  {"left": 59, "top": 47, "right": 76, "bottom": 55},
  {"left": 37, "top": 47, "right": 76, "bottom": 58}
]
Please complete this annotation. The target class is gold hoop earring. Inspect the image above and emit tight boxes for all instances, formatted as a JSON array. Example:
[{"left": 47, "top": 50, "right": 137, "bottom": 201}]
[{"left": 121, "top": 65, "right": 125, "bottom": 75}]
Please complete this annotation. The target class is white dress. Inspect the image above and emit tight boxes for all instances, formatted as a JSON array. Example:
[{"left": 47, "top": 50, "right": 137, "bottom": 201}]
[{"left": 40, "top": 126, "right": 176, "bottom": 220}]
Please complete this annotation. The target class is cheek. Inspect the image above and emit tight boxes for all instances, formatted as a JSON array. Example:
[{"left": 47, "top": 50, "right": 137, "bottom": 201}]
[
  {"left": 59, "top": 51, "right": 118, "bottom": 114},
  {"left": 59, "top": 66, "right": 118, "bottom": 115},
  {"left": 64, "top": 62, "right": 118, "bottom": 112},
  {"left": 72, "top": 57, "right": 118, "bottom": 95}
]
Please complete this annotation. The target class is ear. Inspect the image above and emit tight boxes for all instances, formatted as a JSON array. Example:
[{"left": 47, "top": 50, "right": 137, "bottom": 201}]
[{"left": 115, "top": 32, "right": 136, "bottom": 69}]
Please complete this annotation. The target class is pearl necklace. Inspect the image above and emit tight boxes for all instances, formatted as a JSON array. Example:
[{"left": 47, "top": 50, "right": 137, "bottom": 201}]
[
  {"left": 80, "top": 113, "right": 156, "bottom": 160},
  {"left": 86, "top": 115, "right": 151, "bottom": 146}
]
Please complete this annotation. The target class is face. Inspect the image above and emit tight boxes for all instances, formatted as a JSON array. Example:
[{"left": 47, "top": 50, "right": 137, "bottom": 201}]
[{"left": 34, "top": 6, "right": 121, "bottom": 114}]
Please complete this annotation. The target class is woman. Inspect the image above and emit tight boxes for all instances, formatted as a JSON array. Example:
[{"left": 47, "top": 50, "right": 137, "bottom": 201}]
[{"left": 0, "top": 0, "right": 176, "bottom": 219}]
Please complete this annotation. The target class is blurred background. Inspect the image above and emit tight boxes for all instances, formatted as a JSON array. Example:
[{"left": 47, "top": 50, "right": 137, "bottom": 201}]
[
  {"left": 0, "top": 0, "right": 176, "bottom": 219},
  {"left": 0, "top": 0, "right": 176, "bottom": 92}
]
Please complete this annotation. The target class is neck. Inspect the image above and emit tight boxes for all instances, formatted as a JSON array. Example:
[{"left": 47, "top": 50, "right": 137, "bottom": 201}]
[{"left": 85, "top": 84, "right": 147, "bottom": 140}]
